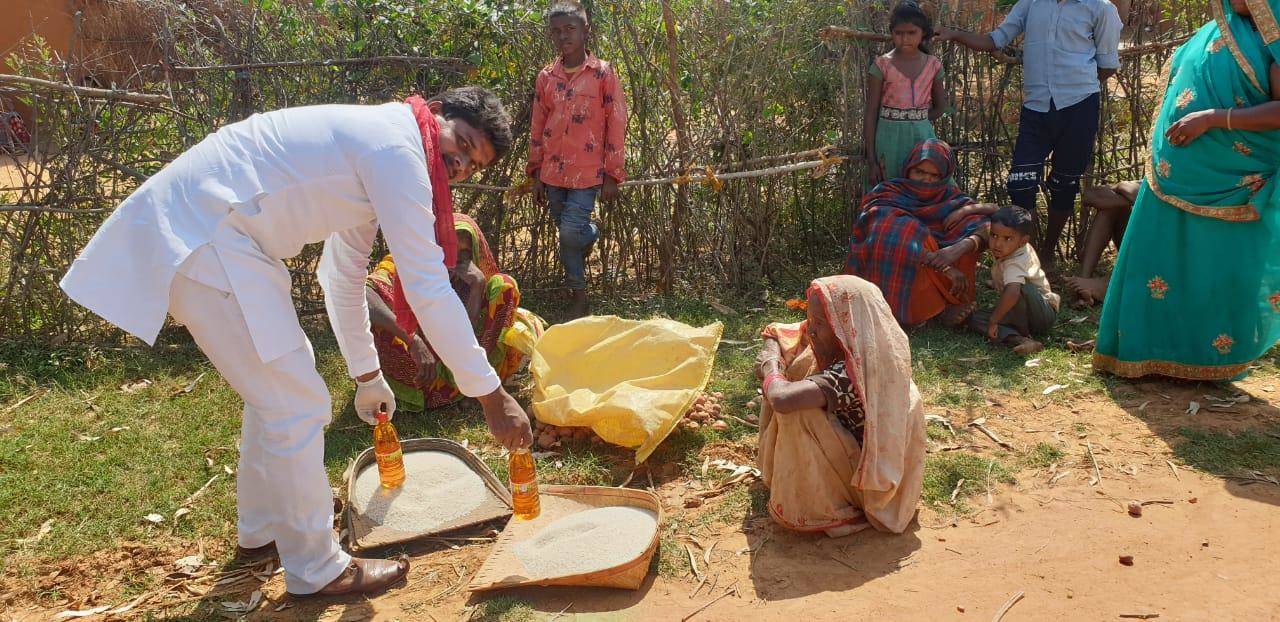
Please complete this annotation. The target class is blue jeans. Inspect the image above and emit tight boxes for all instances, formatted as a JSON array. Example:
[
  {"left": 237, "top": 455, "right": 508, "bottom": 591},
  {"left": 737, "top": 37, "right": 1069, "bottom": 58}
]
[{"left": 546, "top": 185, "right": 599, "bottom": 290}]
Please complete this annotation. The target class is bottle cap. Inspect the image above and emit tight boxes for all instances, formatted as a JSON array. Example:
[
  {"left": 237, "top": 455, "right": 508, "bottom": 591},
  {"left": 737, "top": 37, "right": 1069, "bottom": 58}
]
[{"left": 375, "top": 409, "right": 388, "bottom": 424}]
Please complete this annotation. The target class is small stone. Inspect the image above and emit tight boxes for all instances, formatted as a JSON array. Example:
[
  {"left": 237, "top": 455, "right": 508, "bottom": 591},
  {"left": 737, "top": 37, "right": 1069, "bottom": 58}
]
[
  {"left": 1188, "top": 497, "right": 1198, "bottom": 504},
  {"left": 684, "top": 497, "right": 704, "bottom": 509},
  {"left": 1127, "top": 501, "right": 1143, "bottom": 517},
  {"left": 1202, "top": 540, "right": 1209, "bottom": 548},
  {"left": 956, "top": 606, "right": 965, "bottom": 613},
  {"left": 1119, "top": 555, "right": 1134, "bottom": 566}
]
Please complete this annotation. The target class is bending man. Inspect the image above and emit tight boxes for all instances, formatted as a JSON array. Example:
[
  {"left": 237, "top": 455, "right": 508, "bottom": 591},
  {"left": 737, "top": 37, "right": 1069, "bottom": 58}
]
[{"left": 60, "top": 87, "right": 533, "bottom": 597}]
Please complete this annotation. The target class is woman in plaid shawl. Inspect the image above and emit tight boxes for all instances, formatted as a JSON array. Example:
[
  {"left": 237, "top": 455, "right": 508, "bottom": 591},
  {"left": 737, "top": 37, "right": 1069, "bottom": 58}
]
[{"left": 846, "top": 139, "right": 993, "bottom": 326}]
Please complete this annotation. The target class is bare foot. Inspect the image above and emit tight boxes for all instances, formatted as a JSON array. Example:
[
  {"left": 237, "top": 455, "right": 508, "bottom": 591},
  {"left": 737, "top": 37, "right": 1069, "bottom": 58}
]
[
  {"left": 1011, "top": 338, "right": 1045, "bottom": 355},
  {"left": 939, "top": 303, "right": 972, "bottom": 328},
  {"left": 1066, "top": 275, "right": 1109, "bottom": 306}
]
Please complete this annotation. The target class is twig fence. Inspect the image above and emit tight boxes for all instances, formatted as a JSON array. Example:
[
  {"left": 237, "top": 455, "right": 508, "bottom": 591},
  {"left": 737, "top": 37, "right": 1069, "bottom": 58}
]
[{"left": 0, "top": 1, "right": 1207, "bottom": 341}]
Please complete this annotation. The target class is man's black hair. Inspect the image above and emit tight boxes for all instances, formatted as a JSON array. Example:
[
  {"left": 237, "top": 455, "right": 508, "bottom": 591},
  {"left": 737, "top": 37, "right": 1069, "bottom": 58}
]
[{"left": 427, "top": 86, "right": 514, "bottom": 160}]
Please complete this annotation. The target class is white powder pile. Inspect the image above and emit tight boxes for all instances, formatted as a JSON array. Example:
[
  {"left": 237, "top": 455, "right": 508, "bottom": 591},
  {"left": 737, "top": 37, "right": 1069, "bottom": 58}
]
[
  {"left": 513, "top": 506, "right": 658, "bottom": 577},
  {"left": 351, "top": 451, "right": 491, "bottom": 531}
]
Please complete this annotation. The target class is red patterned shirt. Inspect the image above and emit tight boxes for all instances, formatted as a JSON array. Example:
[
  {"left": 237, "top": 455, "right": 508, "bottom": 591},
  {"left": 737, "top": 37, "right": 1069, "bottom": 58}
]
[{"left": 527, "top": 54, "right": 628, "bottom": 189}]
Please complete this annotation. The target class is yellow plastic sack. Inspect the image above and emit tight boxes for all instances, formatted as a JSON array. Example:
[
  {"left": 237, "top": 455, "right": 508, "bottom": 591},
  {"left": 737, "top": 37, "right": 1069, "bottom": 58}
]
[{"left": 530, "top": 316, "right": 723, "bottom": 463}]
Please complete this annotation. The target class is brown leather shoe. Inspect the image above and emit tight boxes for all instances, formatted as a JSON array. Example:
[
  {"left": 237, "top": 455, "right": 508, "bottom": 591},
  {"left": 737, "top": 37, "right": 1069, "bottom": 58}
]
[
  {"left": 233, "top": 541, "right": 278, "bottom": 565},
  {"left": 292, "top": 557, "right": 409, "bottom": 598}
]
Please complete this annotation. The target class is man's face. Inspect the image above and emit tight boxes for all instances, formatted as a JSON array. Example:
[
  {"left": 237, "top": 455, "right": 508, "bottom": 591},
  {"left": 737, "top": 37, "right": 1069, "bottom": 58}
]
[{"left": 429, "top": 101, "right": 497, "bottom": 182}]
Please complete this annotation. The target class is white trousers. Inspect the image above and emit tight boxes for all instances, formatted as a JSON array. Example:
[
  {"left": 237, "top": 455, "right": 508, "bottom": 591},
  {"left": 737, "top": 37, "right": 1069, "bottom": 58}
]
[{"left": 168, "top": 271, "right": 351, "bottom": 593}]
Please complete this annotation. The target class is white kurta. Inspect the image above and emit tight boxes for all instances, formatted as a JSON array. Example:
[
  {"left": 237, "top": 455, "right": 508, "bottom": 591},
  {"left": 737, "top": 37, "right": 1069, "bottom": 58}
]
[
  {"left": 60, "top": 103, "right": 501, "bottom": 592},
  {"left": 60, "top": 102, "right": 500, "bottom": 396}
]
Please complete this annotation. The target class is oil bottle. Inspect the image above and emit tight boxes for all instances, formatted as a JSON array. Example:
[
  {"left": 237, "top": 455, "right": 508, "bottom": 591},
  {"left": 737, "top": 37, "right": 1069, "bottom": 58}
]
[
  {"left": 508, "top": 447, "right": 540, "bottom": 520},
  {"left": 372, "top": 406, "right": 405, "bottom": 489}
]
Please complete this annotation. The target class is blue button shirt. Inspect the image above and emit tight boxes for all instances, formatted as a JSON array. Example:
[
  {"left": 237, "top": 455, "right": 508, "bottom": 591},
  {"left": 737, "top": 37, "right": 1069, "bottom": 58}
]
[{"left": 990, "top": 0, "right": 1123, "bottom": 113}]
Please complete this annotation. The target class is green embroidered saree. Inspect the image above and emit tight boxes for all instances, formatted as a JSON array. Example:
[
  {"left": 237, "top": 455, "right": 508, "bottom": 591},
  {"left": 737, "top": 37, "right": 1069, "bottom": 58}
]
[{"left": 1096, "top": 0, "right": 1280, "bottom": 380}]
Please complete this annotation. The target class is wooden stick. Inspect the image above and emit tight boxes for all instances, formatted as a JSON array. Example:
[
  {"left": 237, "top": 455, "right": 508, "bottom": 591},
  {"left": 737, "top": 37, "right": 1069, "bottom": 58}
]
[
  {"left": 685, "top": 544, "right": 702, "bottom": 580},
  {"left": 722, "top": 414, "right": 758, "bottom": 429},
  {"left": 456, "top": 158, "right": 839, "bottom": 193},
  {"left": 547, "top": 602, "right": 574, "bottom": 622},
  {"left": 991, "top": 591, "right": 1025, "bottom": 622},
  {"left": 162, "top": 55, "right": 471, "bottom": 72},
  {"left": 969, "top": 421, "right": 1014, "bottom": 450},
  {"left": 0, "top": 74, "right": 170, "bottom": 105},
  {"left": 0, "top": 205, "right": 112, "bottom": 214},
  {"left": 681, "top": 587, "right": 737, "bottom": 622},
  {"left": 818, "top": 25, "right": 1188, "bottom": 59},
  {"left": 1166, "top": 460, "right": 1180, "bottom": 481},
  {"left": 688, "top": 572, "right": 710, "bottom": 599},
  {"left": 1119, "top": 614, "right": 1159, "bottom": 620},
  {"left": 949, "top": 478, "right": 966, "bottom": 503},
  {"left": 1086, "top": 441, "right": 1102, "bottom": 486},
  {"left": 1, "top": 390, "right": 44, "bottom": 414}
]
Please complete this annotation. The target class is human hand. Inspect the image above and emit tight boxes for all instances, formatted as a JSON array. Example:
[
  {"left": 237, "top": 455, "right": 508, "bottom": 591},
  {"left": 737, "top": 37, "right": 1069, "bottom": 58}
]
[
  {"left": 354, "top": 371, "right": 396, "bottom": 424},
  {"left": 943, "top": 206, "right": 969, "bottom": 230},
  {"left": 478, "top": 388, "right": 534, "bottom": 451},
  {"left": 600, "top": 176, "right": 620, "bottom": 202},
  {"left": 933, "top": 27, "right": 957, "bottom": 43},
  {"left": 533, "top": 179, "right": 547, "bottom": 207},
  {"left": 1166, "top": 110, "right": 1217, "bottom": 147},
  {"left": 408, "top": 336, "right": 438, "bottom": 389},
  {"left": 987, "top": 322, "right": 1000, "bottom": 342}
]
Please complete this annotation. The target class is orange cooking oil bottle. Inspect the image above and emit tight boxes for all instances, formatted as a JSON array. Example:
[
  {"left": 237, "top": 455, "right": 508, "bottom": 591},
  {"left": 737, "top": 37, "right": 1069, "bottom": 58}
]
[
  {"left": 508, "top": 447, "right": 540, "bottom": 520},
  {"left": 372, "top": 406, "right": 405, "bottom": 489}
]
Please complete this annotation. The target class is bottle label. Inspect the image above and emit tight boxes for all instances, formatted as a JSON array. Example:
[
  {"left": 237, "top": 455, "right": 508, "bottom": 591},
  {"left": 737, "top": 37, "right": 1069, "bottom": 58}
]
[
  {"left": 511, "top": 480, "right": 538, "bottom": 495},
  {"left": 376, "top": 449, "right": 403, "bottom": 465}
]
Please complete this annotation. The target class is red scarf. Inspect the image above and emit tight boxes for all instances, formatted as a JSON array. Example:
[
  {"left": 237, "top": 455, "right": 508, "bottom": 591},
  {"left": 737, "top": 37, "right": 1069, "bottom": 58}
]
[{"left": 391, "top": 95, "right": 460, "bottom": 339}]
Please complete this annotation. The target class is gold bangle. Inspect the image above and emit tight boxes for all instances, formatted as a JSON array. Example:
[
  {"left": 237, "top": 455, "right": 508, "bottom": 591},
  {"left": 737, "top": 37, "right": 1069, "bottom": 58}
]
[{"left": 1227, "top": 108, "right": 1234, "bottom": 131}]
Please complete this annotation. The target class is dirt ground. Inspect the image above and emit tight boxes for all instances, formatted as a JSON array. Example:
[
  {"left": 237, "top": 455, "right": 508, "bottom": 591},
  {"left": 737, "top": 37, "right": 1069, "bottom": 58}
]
[{"left": 5, "top": 375, "right": 1280, "bottom": 622}]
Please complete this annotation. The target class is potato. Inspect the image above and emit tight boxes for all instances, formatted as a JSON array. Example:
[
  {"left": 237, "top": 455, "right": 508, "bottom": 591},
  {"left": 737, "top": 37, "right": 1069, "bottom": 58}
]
[{"left": 710, "top": 421, "right": 729, "bottom": 431}]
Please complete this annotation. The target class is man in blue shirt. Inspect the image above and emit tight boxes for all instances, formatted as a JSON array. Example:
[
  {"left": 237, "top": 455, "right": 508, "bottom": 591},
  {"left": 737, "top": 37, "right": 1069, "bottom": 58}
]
[{"left": 939, "top": 0, "right": 1123, "bottom": 267}]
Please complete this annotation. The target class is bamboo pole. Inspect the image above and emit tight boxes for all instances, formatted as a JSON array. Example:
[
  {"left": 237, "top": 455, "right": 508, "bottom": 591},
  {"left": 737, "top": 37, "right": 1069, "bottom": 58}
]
[
  {"left": 0, "top": 75, "right": 171, "bottom": 105},
  {"left": 160, "top": 55, "right": 472, "bottom": 73}
]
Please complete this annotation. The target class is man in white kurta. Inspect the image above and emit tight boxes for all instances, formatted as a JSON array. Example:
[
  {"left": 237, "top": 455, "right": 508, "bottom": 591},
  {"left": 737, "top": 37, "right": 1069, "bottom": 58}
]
[{"left": 60, "top": 87, "right": 533, "bottom": 597}]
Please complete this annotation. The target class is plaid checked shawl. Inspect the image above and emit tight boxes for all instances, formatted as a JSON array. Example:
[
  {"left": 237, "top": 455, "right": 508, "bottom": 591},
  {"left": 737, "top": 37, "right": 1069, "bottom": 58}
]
[{"left": 845, "top": 140, "right": 986, "bottom": 323}]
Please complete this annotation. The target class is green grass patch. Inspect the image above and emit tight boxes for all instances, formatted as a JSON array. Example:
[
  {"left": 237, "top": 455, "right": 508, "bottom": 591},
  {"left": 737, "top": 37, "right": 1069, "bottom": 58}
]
[
  {"left": 1173, "top": 426, "right": 1280, "bottom": 477},
  {"left": 477, "top": 596, "right": 538, "bottom": 622},
  {"left": 922, "top": 453, "right": 1013, "bottom": 511},
  {"left": 1019, "top": 442, "right": 1065, "bottom": 469},
  {"left": 656, "top": 530, "right": 688, "bottom": 578}
]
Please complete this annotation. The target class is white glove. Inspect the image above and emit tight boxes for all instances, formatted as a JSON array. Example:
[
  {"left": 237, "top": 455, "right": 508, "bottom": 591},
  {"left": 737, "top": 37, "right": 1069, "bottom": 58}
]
[{"left": 354, "top": 372, "right": 396, "bottom": 425}]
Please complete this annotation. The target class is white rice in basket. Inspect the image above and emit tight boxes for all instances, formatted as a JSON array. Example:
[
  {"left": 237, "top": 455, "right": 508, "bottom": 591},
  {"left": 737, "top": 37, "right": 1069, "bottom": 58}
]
[
  {"left": 351, "top": 451, "right": 490, "bottom": 532},
  {"left": 513, "top": 506, "right": 659, "bottom": 577}
]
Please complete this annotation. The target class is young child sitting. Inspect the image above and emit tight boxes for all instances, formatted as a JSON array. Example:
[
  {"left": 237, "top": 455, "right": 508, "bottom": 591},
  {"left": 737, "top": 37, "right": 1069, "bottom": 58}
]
[
  {"left": 528, "top": 0, "right": 628, "bottom": 319},
  {"left": 967, "top": 206, "right": 1060, "bottom": 355}
]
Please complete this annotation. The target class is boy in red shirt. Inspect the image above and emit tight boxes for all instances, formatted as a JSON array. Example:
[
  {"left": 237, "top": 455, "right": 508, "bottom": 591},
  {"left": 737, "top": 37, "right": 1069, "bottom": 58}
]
[{"left": 529, "top": 0, "right": 627, "bottom": 319}]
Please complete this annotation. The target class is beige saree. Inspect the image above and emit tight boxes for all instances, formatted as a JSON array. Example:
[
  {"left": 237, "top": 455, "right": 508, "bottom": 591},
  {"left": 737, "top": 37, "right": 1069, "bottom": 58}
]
[{"left": 758, "top": 275, "right": 926, "bottom": 535}]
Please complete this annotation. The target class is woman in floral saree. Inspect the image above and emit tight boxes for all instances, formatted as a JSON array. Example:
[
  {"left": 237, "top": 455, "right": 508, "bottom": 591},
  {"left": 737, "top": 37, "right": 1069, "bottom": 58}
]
[
  {"left": 1096, "top": 0, "right": 1280, "bottom": 380},
  {"left": 366, "top": 213, "right": 545, "bottom": 411},
  {"left": 846, "top": 139, "right": 993, "bottom": 326}
]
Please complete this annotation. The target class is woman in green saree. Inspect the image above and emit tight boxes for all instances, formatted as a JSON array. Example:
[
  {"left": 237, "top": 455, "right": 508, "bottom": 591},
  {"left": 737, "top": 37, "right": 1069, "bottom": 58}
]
[{"left": 1096, "top": 0, "right": 1280, "bottom": 380}]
